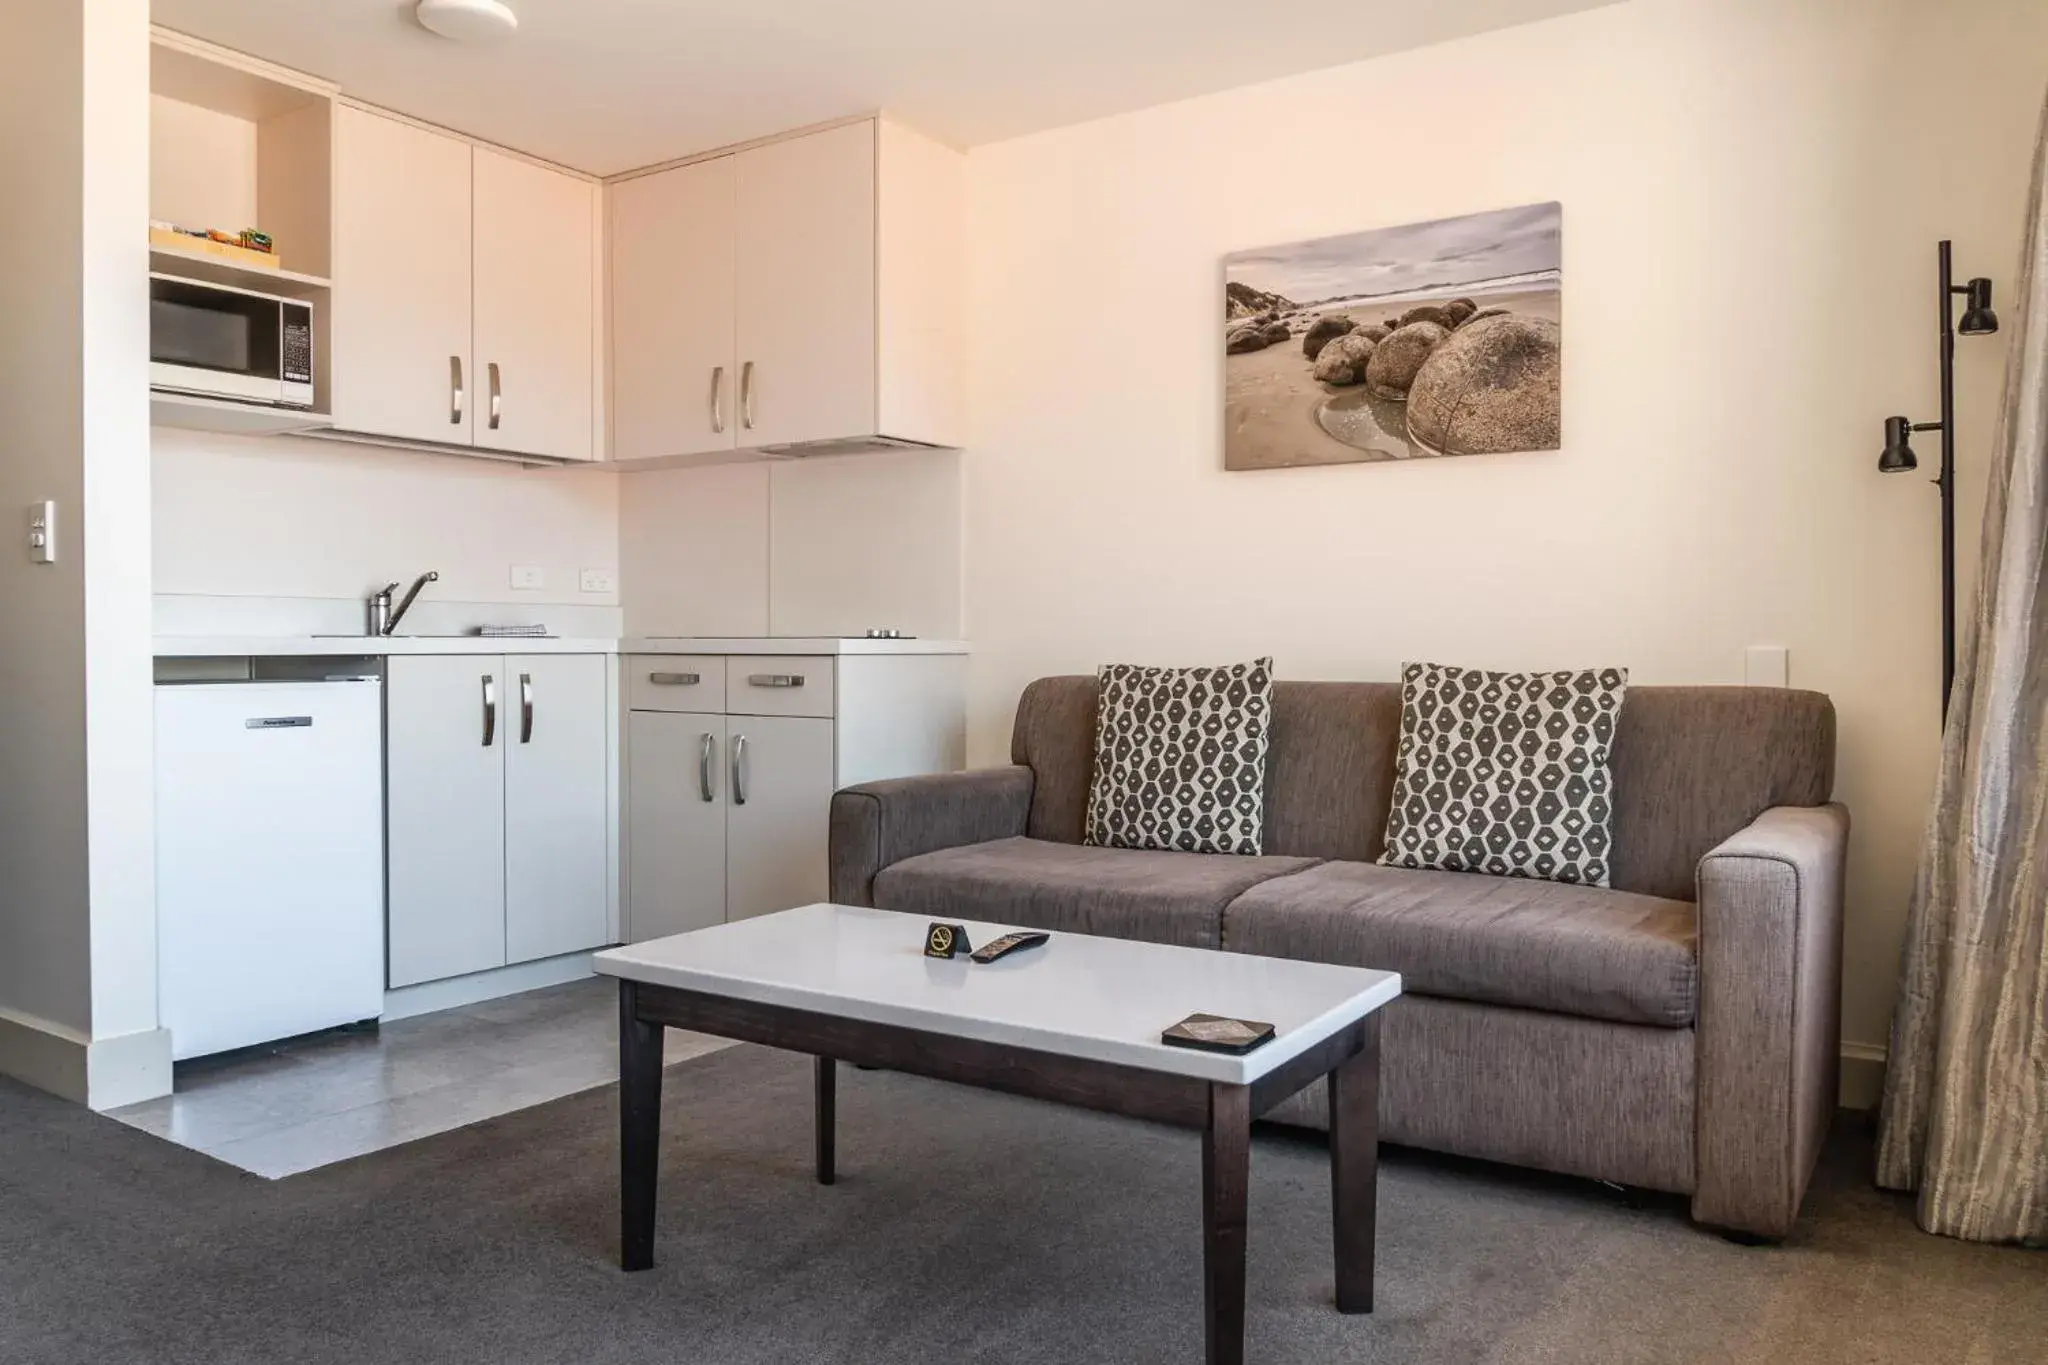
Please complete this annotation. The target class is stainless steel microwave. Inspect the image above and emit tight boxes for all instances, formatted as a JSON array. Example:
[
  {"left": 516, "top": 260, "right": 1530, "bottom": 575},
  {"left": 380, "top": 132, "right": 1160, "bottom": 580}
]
[{"left": 149, "top": 273, "right": 315, "bottom": 409}]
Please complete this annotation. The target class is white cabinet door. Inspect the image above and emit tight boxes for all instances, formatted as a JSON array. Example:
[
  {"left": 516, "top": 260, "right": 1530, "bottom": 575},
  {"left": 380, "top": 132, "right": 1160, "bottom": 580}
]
[
  {"left": 504, "top": 653, "right": 611, "bottom": 963},
  {"left": 331, "top": 105, "right": 474, "bottom": 444},
  {"left": 473, "top": 147, "right": 596, "bottom": 461},
  {"left": 734, "top": 122, "right": 877, "bottom": 447},
  {"left": 387, "top": 655, "right": 506, "bottom": 987},
  {"left": 609, "top": 156, "right": 737, "bottom": 460},
  {"left": 625, "top": 710, "right": 728, "bottom": 942},
  {"left": 723, "top": 714, "right": 834, "bottom": 921}
]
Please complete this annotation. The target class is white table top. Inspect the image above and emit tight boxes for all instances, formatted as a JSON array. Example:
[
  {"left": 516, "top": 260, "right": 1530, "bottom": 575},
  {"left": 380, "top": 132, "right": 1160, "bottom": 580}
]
[
  {"left": 151, "top": 635, "right": 969, "bottom": 659},
  {"left": 594, "top": 904, "right": 1402, "bottom": 1086}
]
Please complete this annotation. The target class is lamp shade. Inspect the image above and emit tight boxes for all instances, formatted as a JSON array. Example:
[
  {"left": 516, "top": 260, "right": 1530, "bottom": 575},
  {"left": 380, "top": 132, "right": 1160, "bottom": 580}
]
[
  {"left": 1879, "top": 415, "right": 1918, "bottom": 472},
  {"left": 1959, "top": 277, "right": 1999, "bottom": 335}
]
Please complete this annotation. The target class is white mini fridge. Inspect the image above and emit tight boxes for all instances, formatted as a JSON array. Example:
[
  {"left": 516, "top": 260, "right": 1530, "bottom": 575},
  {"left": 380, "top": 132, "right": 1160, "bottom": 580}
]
[{"left": 155, "top": 678, "right": 386, "bottom": 1060}]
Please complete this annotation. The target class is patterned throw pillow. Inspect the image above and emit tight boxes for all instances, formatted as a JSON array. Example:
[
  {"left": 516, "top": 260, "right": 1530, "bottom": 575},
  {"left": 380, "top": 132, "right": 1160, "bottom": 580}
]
[
  {"left": 1084, "top": 659, "right": 1275, "bottom": 856},
  {"left": 1379, "top": 662, "right": 1629, "bottom": 887}
]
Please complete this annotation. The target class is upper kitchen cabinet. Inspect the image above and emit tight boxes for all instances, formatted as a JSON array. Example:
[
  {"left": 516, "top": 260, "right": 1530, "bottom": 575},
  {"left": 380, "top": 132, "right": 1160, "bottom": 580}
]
[
  {"left": 472, "top": 147, "right": 598, "bottom": 462},
  {"left": 329, "top": 104, "right": 599, "bottom": 463},
  {"left": 607, "top": 117, "right": 964, "bottom": 467},
  {"left": 329, "top": 106, "right": 473, "bottom": 447}
]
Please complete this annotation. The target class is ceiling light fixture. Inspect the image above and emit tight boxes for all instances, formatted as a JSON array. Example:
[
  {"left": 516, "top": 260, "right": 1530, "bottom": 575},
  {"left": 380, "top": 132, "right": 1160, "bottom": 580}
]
[{"left": 416, "top": 0, "right": 519, "bottom": 44}]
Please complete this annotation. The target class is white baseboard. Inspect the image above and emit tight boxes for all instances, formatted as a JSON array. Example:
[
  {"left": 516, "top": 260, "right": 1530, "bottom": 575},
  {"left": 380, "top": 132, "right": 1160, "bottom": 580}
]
[
  {"left": 381, "top": 951, "right": 597, "bottom": 1022},
  {"left": 0, "top": 1009, "right": 172, "bottom": 1109},
  {"left": 88, "top": 1026, "right": 175, "bottom": 1110},
  {"left": 1841, "top": 1041, "right": 1888, "bottom": 1111}
]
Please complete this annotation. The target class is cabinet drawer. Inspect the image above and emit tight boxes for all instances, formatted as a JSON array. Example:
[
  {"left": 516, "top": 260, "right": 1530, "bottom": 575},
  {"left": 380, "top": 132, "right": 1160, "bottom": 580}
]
[
  {"left": 627, "top": 655, "right": 727, "bottom": 713},
  {"left": 726, "top": 656, "right": 834, "bottom": 717}
]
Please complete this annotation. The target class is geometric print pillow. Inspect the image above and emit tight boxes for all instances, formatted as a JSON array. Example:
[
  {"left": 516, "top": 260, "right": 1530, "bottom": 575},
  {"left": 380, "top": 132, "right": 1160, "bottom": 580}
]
[
  {"left": 1378, "top": 661, "right": 1628, "bottom": 887},
  {"left": 1084, "top": 658, "right": 1274, "bottom": 856}
]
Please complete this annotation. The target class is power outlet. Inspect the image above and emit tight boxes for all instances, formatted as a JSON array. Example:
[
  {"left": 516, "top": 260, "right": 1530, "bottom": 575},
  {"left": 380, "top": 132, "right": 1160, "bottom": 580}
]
[
  {"left": 509, "top": 564, "right": 546, "bottom": 591},
  {"left": 579, "top": 568, "right": 617, "bottom": 595},
  {"left": 1744, "top": 646, "right": 1790, "bottom": 687}
]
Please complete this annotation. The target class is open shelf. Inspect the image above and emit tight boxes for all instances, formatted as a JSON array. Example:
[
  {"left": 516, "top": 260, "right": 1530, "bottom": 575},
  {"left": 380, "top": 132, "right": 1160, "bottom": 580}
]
[
  {"left": 149, "top": 241, "right": 330, "bottom": 296},
  {"left": 151, "top": 390, "right": 332, "bottom": 437}
]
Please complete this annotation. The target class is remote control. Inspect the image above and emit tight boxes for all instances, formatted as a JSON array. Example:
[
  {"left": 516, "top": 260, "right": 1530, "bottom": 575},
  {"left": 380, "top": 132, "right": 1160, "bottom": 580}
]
[{"left": 970, "top": 931, "right": 1050, "bottom": 963}]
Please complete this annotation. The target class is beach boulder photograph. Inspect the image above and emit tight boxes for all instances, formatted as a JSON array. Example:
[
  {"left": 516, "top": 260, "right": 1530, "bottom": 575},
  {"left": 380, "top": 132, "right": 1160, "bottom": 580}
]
[{"left": 1222, "top": 201, "right": 1562, "bottom": 469}]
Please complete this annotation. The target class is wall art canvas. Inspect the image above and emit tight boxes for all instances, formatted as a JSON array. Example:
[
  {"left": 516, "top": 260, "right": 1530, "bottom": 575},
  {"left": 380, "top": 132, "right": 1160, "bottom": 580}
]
[{"left": 1223, "top": 201, "right": 1561, "bottom": 470}]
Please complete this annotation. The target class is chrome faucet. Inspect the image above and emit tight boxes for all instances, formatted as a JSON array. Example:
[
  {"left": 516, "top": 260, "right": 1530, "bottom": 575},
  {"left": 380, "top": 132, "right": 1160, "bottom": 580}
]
[{"left": 369, "top": 571, "right": 439, "bottom": 636}]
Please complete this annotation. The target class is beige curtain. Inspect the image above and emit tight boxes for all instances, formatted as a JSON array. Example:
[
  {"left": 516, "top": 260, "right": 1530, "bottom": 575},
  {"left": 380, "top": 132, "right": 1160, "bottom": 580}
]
[{"left": 1875, "top": 96, "right": 2048, "bottom": 1244}]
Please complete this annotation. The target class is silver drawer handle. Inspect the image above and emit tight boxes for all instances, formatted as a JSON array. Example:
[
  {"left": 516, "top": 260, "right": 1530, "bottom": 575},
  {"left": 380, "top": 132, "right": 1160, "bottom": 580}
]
[
  {"left": 740, "top": 359, "right": 756, "bottom": 430},
  {"left": 747, "top": 673, "right": 804, "bottom": 689},
  {"left": 245, "top": 716, "right": 312, "bottom": 730},
  {"left": 488, "top": 361, "right": 502, "bottom": 431},
  {"left": 450, "top": 355, "right": 464, "bottom": 425},
  {"left": 648, "top": 671, "right": 701, "bottom": 686},
  {"left": 519, "top": 671, "right": 534, "bottom": 744},
  {"left": 481, "top": 673, "right": 496, "bottom": 747},
  {"left": 731, "top": 732, "right": 748, "bottom": 805},
  {"left": 710, "top": 366, "right": 725, "bottom": 435},
  {"left": 698, "top": 731, "right": 716, "bottom": 802}
]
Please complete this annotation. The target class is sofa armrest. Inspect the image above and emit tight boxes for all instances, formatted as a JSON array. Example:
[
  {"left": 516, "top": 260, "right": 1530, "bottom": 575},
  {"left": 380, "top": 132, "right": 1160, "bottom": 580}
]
[
  {"left": 1691, "top": 803, "right": 1849, "bottom": 1238},
  {"left": 829, "top": 767, "right": 1036, "bottom": 907}
]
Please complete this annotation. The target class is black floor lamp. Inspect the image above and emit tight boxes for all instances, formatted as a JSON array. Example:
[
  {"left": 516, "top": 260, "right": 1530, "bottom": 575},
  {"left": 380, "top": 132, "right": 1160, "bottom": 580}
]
[{"left": 1879, "top": 239, "right": 2000, "bottom": 717}]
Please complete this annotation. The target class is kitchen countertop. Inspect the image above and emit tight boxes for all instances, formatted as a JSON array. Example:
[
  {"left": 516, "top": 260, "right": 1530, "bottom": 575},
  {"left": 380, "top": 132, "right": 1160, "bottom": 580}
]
[{"left": 151, "top": 635, "right": 971, "bottom": 658}]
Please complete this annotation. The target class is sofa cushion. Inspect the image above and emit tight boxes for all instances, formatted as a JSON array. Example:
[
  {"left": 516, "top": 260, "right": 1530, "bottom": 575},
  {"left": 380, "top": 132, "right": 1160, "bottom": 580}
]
[
  {"left": 1379, "top": 661, "right": 1628, "bottom": 887},
  {"left": 1085, "top": 658, "right": 1274, "bottom": 855},
  {"left": 1223, "top": 860, "right": 1698, "bottom": 1027},
  {"left": 872, "top": 836, "right": 1320, "bottom": 950}
]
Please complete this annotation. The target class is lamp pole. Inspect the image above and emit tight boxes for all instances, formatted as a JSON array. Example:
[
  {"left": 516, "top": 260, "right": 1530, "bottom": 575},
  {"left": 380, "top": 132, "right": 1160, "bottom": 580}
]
[{"left": 1879, "top": 239, "right": 1997, "bottom": 720}]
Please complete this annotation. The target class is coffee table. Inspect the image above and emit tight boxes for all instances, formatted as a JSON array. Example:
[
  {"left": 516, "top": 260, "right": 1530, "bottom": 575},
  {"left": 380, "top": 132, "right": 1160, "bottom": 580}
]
[{"left": 594, "top": 904, "right": 1402, "bottom": 1365}]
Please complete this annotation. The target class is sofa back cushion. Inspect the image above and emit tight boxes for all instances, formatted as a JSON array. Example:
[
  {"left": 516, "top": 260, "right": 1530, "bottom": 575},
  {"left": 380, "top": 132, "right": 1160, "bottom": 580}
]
[{"left": 1011, "top": 676, "right": 1834, "bottom": 900}]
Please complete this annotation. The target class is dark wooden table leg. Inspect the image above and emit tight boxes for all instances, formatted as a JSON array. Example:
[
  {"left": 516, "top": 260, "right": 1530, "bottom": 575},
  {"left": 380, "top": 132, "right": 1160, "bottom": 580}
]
[
  {"left": 1204, "top": 1081, "right": 1252, "bottom": 1365},
  {"left": 815, "top": 1055, "right": 836, "bottom": 1185},
  {"left": 619, "top": 980, "right": 663, "bottom": 1272},
  {"left": 1328, "top": 1013, "right": 1381, "bottom": 1313}
]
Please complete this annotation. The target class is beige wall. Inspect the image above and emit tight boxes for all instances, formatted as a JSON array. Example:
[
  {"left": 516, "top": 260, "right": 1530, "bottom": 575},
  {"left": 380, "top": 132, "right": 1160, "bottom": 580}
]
[
  {"left": 619, "top": 448, "right": 964, "bottom": 639},
  {"left": 153, "top": 429, "right": 621, "bottom": 614},
  {"left": 960, "top": 0, "right": 2048, "bottom": 1067},
  {"left": 0, "top": 0, "right": 164, "bottom": 1107}
]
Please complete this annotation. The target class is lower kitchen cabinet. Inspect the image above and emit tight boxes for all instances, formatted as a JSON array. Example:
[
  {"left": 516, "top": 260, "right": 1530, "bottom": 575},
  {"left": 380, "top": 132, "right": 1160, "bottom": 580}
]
[
  {"left": 625, "top": 710, "right": 728, "bottom": 940},
  {"left": 623, "top": 651, "right": 965, "bottom": 942},
  {"left": 725, "top": 714, "right": 835, "bottom": 921},
  {"left": 388, "top": 653, "right": 610, "bottom": 988}
]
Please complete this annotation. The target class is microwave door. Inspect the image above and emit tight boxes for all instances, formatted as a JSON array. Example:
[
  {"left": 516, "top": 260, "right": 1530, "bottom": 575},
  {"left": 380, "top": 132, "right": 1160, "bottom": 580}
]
[{"left": 149, "top": 275, "right": 291, "bottom": 406}]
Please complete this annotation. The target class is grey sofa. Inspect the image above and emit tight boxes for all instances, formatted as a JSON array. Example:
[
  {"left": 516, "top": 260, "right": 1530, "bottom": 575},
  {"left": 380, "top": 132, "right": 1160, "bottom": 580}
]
[{"left": 830, "top": 676, "right": 1846, "bottom": 1239}]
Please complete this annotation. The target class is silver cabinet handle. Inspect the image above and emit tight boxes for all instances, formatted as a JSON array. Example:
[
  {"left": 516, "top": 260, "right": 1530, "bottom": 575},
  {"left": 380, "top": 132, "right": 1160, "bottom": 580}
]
[
  {"left": 710, "top": 366, "right": 726, "bottom": 435},
  {"left": 698, "top": 731, "right": 716, "bottom": 803},
  {"left": 519, "top": 671, "right": 533, "bottom": 744},
  {"left": 647, "top": 671, "right": 700, "bottom": 686},
  {"left": 747, "top": 673, "right": 804, "bottom": 689},
  {"left": 731, "top": 732, "right": 748, "bottom": 806},
  {"left": 481, "top": 673, "right": 496, "bottom": 746},
  {"left": 450, "top": 356, "right": 465, "bottom": 425},
  {"left": 487, "top": 361, "right": 502, "bottom": 431},
  {"left": 740, "top": 360, "right": 756, "bottom": 430}
]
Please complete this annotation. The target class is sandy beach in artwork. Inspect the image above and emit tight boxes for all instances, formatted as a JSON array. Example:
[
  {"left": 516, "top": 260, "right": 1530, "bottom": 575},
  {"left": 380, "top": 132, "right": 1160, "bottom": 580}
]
[
  {"left": 1225, "top": 287, "right": 1561, "bottom": 469},
  {"left": 1222, "top": 203, "right": 1563, "bottom": 472}
]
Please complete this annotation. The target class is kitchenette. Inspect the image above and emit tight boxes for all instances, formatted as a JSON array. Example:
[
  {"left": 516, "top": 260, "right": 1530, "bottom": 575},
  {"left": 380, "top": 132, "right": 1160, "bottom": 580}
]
[{"left": 129, "top": 21, "right": 970, "bottom": 1121}]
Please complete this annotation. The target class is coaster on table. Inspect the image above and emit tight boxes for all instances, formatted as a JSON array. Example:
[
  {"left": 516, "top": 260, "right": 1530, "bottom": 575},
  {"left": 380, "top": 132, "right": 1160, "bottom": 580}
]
[{"left": 1160, "top": 1013, "right": 1276, "bottom": 1054}]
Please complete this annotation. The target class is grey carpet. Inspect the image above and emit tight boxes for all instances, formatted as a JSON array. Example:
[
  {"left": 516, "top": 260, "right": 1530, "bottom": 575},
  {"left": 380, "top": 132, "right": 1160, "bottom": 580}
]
[{"left": 2, "top": 1046, "right": 2042, "bottom": 1365}]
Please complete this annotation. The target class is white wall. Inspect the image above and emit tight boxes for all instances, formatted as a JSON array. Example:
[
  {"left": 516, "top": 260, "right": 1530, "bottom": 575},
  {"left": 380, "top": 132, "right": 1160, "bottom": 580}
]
[
  {"left": 960, "top": 0, "right": 2048, "bottom": 1073},
  {"left": 153, "top": 429, "right": 622, "bottom": 629},
  {"left": 0, "top": 0, "right": 163, "bottom": 1108},
  {"left": 620, "top": 448, "right": 964, "bottom": 638}
]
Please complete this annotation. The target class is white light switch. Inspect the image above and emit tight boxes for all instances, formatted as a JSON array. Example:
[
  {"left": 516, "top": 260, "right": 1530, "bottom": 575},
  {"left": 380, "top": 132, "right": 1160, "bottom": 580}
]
[
  {"left": 27, "top": 500, "right": 54, "bottom": 564},
  {"left": 1745, "top": 646, "right": 1790, "bottom": 688},
  {"left": 578, "top": 568, "right": 616, "bottom": 594},
  {"left": 509, "top": 564, "right": 545, "bottom": 590}
]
